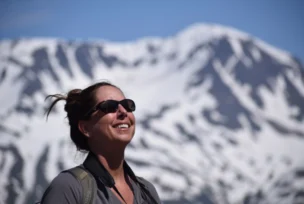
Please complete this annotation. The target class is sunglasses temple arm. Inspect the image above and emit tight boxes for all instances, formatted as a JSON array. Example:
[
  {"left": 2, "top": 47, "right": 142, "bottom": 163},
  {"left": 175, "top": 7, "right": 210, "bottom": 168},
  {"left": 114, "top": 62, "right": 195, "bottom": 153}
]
[{"left": 84, "top": 107, "right": 97, "bottom": 118}]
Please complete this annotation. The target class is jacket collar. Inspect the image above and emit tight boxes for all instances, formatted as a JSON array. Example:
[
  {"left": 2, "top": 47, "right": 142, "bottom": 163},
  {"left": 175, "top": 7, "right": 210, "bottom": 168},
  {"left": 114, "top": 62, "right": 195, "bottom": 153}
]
[{"left": 83, "top": 152, "right": 138, "bottom": 187}]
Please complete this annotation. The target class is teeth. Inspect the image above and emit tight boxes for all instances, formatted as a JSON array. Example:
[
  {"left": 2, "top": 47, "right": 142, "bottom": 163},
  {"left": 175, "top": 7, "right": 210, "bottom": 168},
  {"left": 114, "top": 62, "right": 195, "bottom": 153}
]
[{"left": 118, "top": 124, "right": 128, "bottom": 128}]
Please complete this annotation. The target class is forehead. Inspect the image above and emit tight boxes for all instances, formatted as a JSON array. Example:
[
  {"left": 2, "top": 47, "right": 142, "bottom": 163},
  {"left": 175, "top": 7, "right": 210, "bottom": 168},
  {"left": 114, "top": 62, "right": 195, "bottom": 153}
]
[{"left": 95, "top": 85, "right": 125, "bottom": 102}]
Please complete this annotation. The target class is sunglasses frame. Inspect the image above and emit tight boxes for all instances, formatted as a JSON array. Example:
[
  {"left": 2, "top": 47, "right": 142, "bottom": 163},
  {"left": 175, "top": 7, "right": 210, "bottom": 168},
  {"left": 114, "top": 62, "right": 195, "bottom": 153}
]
[{"left": 84, "top": 99, "right": 136, "bottom": 117}]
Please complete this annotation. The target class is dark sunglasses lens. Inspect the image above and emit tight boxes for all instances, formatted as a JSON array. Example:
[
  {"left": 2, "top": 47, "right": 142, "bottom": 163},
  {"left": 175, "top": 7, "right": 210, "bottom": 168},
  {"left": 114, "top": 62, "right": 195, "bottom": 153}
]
[
  {"left": 121, "top": 99, "right": 136, "bottom": 112},
  {"left": 98, "top": 100, "right": 119, "bottom": 113},
  {"left": 97, "top": 99, "right": 135, "bottom": 113}
]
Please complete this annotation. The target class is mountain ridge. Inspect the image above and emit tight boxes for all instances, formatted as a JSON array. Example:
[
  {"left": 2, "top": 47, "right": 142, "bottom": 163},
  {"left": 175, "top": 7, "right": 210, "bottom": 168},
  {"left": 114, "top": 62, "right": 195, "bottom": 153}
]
[{"left": 0, "top": 23, "right": 304, "bottom": 204}]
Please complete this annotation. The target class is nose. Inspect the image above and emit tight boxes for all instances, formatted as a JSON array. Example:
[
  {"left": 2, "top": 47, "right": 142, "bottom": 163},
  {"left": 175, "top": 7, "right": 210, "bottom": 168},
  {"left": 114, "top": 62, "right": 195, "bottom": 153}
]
[{"left": 117, "top": 104, "right": 127, "bottom": 117}]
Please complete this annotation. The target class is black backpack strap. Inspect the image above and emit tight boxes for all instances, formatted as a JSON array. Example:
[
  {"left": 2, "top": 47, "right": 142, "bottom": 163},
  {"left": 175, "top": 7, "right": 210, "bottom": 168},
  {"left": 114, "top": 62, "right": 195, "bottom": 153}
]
[{"left": 66, "top": 166, "right": 97, "bottom": 204}]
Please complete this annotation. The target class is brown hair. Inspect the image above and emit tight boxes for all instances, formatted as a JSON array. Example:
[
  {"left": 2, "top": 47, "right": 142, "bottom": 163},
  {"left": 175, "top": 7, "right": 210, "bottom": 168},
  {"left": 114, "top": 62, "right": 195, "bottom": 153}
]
[{"left": 45, "top": 81, "right": 118, "bottom": 152}]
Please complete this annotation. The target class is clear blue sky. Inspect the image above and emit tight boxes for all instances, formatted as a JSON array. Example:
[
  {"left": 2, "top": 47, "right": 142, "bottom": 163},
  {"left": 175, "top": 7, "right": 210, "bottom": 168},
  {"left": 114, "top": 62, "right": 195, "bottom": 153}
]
[{"left": 0, "top": 0, "right": 303, "bottom": 62}]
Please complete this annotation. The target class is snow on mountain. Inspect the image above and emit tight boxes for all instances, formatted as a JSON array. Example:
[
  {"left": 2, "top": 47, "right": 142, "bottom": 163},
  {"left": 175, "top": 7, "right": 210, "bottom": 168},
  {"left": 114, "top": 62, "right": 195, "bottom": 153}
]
[{"left": 0, "top": 23, "right": 304, "bottom": 204}]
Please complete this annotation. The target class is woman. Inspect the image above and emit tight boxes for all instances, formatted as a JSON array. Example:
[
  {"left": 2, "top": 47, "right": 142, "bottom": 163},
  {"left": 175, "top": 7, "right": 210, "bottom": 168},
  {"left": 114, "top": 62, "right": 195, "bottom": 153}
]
[{"left": 40, "top": 81, "right": 161, "bottom": 204}]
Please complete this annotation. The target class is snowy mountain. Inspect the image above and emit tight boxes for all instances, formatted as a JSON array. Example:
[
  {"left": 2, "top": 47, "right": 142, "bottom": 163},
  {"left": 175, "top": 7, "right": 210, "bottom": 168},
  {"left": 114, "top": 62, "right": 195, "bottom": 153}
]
[{"left": 0, "top": 23, "right": 304, "bottom": 204}]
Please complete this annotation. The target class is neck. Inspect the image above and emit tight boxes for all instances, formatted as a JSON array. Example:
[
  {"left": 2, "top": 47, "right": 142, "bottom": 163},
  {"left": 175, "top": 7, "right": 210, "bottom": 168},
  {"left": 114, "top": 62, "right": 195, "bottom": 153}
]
[{"left": 94, "top": 148, "right": 126, "bottom": 183}]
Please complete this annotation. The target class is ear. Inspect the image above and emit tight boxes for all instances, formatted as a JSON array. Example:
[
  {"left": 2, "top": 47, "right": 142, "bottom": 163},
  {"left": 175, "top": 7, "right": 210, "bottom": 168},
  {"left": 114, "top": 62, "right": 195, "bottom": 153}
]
[{"left": 78, "top": 120, "right": 90, "bottom": 138}]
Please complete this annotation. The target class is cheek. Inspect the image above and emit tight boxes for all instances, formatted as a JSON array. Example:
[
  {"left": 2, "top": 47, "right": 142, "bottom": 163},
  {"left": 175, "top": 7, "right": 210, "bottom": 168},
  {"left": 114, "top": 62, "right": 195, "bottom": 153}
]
[
  {"left": 92, "top": 114, "right": 115, "bottom": 133},
  {"left": 89, "top": 123, "right": 109, "bottom": 144},
  {"left": 130, "top": 113, "right": 136, "bottom": 124}
]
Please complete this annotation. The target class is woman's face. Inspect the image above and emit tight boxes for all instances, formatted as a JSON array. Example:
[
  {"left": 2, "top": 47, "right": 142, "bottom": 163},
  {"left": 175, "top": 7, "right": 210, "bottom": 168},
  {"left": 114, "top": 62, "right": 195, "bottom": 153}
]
[{"left": 84, "top": 85, "right": 136, "bottom": 152}]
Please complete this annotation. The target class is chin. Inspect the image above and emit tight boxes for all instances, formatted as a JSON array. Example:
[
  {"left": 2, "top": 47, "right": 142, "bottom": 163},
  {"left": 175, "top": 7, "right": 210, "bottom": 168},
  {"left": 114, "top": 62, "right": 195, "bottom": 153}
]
[{"left": 117, "top": 134, "right": 134, "bottom": 143}]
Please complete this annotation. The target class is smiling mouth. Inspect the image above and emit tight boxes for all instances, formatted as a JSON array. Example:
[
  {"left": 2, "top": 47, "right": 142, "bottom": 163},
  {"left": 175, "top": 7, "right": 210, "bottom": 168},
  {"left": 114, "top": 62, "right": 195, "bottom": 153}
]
[{"left": 115, "top": 124, "right": 130, "bottom": 129}]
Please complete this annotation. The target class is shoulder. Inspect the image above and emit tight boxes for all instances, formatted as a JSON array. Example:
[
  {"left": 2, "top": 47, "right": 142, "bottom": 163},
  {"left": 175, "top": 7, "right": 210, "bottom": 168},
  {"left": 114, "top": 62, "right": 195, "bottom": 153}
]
[
  {"left": 49, "top": 171, "right": 81, "bottom": 190},
  {"left": 136, "top": 177, "right": 161, "bottom": 203},
  {"left": 41, "top": 171, "right": 82, "bottom": 204}
]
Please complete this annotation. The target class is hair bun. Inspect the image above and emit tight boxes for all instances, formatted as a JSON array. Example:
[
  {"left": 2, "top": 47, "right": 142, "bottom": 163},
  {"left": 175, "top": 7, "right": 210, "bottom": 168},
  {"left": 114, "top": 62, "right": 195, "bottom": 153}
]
[{"left": 64, "top": 89, "right": 82, "bottom": 113}]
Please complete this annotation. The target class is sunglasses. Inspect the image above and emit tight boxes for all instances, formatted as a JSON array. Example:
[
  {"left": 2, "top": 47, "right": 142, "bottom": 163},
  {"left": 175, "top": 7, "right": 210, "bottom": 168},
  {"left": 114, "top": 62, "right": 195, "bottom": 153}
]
[{"left": 85, "top": 99, "right": 136, "bottom": 117}]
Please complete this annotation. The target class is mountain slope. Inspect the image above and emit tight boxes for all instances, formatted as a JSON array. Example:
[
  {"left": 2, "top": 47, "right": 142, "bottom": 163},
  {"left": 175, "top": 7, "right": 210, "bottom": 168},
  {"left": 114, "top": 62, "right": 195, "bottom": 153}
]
[{"left": 0, "top": 23, "right": 304, "bottom": 204}]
